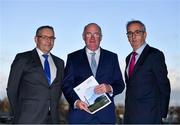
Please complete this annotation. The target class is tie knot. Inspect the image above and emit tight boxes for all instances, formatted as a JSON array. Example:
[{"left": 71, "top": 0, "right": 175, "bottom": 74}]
[
  {"left": 90, "top": 52, "right": 96, "bottom": 56},
  {"left": 42, "top": 54, "right": 49, "bottom": 60},
  {"left": 132, "top": 52, "right": 137, "bottom": 57}
]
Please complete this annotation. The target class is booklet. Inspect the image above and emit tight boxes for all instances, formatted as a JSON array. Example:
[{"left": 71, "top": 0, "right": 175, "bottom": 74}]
[{"left": 73, "top": 76, "right": 111, "bottom": 114}]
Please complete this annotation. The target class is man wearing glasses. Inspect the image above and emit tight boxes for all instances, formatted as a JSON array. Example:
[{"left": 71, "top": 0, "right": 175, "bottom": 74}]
[
  {"left": 124, "top": 20, "right": 171, "bottom": 123},
  {"left": 62, "top": 23, "right": 125, "bottom": 124},
  {"left": 7, "top": 25, "right": 64, "bottom": 123}
]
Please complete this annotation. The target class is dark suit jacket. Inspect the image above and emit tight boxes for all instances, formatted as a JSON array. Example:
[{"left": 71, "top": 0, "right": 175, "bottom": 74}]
[
  {"left": 124, "top": 44, "right": 171, "bottom": 123},
  {"left": 7, "top": 49, "right": 64, "bottom": 123},
  {"left": 62, "top": 47, "right": 125, "bottom": 124}
]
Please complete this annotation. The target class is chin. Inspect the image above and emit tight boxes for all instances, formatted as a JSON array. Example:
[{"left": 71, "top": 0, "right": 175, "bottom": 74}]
[{"left": 91, "top": 48, "right": 98, "bottom": 51}]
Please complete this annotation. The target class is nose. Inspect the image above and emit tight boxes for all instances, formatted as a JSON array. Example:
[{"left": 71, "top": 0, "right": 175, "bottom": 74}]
[
  {"left": 90, "top": 34, "right": 95, "bottom": 40},
  {"left": 132, "top": 33, "right": 136, "bottom": 39},
  {"left": 45, "top": 38, "right": 51, "bottom": 43}
]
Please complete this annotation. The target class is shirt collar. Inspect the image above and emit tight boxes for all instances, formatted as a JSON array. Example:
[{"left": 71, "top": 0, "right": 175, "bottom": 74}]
[
  {"left": 85, "top": 47, "right": 100, "bottom": 55},
  {"left": 135, "top": 42, "right": 147, "bottom": 55},
  {"left": 36, "top": 48, "right": 50, "bottom": 56}
]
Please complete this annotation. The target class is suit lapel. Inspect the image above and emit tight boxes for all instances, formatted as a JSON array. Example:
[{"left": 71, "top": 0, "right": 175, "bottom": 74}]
[
  {"left": 51, "top": 54, "right": 62, "bottom": 85},
  {"left": 82, "top": 48, "right": 93, "bottom": 76},
  {"left": 51, "top": 54, "right": 57, "bottom": 85},
  {"left": 125, "top": 44, "right": 150, "bottom": 81},
  {"left": 31, "top": 49, "right": 42, "bottom": 67},
  {"left": 133, "top": 44, "right": 150, "bottom": 77},
  {"left": 95, "top": 48, "right": 104, "bottom": 78},
  {"left": 125, "top": 53, "right": 131, "bottom": 81},
  {"left": 31, "top": 49, "right": 49, "bottom": 86}
]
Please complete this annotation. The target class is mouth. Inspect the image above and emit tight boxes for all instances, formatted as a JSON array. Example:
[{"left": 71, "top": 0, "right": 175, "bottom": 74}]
[
  {"left": 131, "top": 40, "right": 137, "bottom": 43},
  {"left": 89, "top": 40, "right": 96, "bottom": 43}
]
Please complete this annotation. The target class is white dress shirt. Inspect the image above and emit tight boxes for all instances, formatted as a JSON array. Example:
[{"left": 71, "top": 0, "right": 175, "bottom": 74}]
[
  {"left": 86, "top": 47, "right": 100, "bottom": 68},
  {"left": 36, "top": 48, "right": 57, "bottom": 84},
  {"left": 126, "top": 42, "right": 147, "bottom": 77},
  {"left": 86, "top": 47, "right": 113, "bottom": 96}
]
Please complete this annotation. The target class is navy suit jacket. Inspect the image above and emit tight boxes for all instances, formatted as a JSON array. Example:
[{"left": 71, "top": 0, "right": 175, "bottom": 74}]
[
  {"left": 7, "top": 49, "right": 64, "bottom": 123},
  {"left": 62, "top": 47, "right": 125, "bottom": 124},
  {"left": 124, "top": 44, "right": 171, "bottom": 123}
]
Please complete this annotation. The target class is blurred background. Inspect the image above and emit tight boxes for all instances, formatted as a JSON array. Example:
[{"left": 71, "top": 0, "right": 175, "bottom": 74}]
[{"left": 0, "top": 0, "right": 180, "bottom": 123}]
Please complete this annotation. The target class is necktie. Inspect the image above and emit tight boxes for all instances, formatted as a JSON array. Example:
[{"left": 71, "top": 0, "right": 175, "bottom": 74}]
[
  {"left": 128, "top": 52, "right": 137, "bottom": 78},
  {"left": 42, "top": 54, "right": 51, "bottom": 85},
  {"left": 90, "top": 52, "right": 97, "bottom": 76}
]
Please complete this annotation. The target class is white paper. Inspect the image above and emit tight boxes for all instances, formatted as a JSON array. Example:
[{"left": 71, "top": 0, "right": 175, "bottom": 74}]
[{"left": 74, "top": 76, "right": 111, "bottom": 114}]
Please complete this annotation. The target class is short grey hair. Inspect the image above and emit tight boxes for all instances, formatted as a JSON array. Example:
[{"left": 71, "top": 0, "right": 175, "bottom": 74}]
[
  {"left": 83, "top": 23, "right": 102, "bottom": 36},
  {"left": 126, "top": 20, "right": 146, "bottom": 32}
]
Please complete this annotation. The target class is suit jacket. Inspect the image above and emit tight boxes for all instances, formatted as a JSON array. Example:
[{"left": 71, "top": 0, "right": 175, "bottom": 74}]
[
  {"left": 124, "top": 44, "right": 171, "bottom": 123},
  {"left": 62, "top": 47, "right": 125, "bottom": 124},
  {"left": 7, "top": 49, "right": 64, "bottom": 123}
]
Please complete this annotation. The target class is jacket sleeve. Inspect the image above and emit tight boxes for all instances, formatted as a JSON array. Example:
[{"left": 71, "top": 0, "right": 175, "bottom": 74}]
[
  {"left": 152, "top": 51, "right": 171, "bottom": 118},
  {"left": 7, "top": 54, "right": 26, "bottom": 117},
  {"left": 61, "top": 54, "right": 79, "bottom": 108},
  {"left": 111, "top": 54, "right": 125, "bottom": 96}
]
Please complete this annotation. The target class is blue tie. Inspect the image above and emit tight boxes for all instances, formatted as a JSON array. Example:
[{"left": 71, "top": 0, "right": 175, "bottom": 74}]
[
  {"left": 42, "top": 54, "right": 51, "bottom": 85},
  {"left": 90, "top": 52, "right": 97, "bottom": 76}
]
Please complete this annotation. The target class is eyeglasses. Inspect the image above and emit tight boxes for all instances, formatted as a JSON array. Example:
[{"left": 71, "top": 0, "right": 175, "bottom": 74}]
[
  {"left": 37, "top": 35, "right": 56, "bottom": 41},
  {"left": 85, "top": 32, "right": 101, "bottom": 38},
  {"left": 126, "top": 30, "right": 144, "bottom": 38}
]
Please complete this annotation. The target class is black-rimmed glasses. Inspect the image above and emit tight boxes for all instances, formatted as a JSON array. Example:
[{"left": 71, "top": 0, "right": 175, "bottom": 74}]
[
  {"left": 38, "top": 35, "right": 56, "bottom": 41},
  {"left": 126, "top": 30, "right": 144, "bottom": 38}
]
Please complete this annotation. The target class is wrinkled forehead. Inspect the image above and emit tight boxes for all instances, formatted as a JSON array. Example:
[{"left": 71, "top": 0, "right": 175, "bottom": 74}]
[{"left": 84, "top": 24, "right": 101, "bottom": 34}]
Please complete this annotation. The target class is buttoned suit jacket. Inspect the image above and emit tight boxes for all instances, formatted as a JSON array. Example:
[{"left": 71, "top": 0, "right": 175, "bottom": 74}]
[
  {"left": 7, "top": 49, "right": 64, "bottom": 123},
  {"left": 124, "top": 44, "right": 171, "bottom": 123},
  {"left": 62, "top": 47, "right": 125, "bottom": 124}
]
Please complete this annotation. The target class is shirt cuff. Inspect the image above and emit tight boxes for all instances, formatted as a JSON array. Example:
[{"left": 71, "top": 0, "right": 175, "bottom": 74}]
[
  {"left": 109, "top": 85, "right": 113, "bottom": 97},
  {"left": 74, "top": 100, "right": 78, "bottom": 109}
]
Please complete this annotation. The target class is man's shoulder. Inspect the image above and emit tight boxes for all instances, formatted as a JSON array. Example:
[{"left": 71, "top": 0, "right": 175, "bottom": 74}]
[
  {"left": 68, "top": 48, "right": 84, "bottom": 56},
  {"left": 12, "top": 49, "right": 36, "bottom": 65},
  {"left": 142, "top": 45, "right": 165, "bottom": 61},
  {"left": 101, "top": 48, "right": 117, "bottom": 56},
  {"left": 15, "top": 49, "right": 35, "bottom": 58},
  {"left": 51, "top": 54, "right": 64, "bottom": 63},
  {"left": 148, "top": 45, "right": 163, "bottom": 55}
]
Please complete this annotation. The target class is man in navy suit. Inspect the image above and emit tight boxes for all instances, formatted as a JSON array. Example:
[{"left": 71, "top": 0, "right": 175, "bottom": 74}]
[
  {"left": 62, "top": 23, "right": 125, "bottom": 124},
  {"left": 7, "top": 26, "right": 64, "bottom": 123},
  {"left": 124, "top": 20, "right": 171, "bottom": 123}
]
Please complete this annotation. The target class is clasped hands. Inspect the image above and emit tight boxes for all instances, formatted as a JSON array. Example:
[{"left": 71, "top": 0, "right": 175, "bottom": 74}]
[{"left": 75, "top": 83, "right": 112, "bottom": 113}]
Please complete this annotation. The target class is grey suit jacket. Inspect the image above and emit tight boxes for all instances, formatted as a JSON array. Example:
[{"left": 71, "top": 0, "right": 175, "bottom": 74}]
[{"left": 7, "top": 49, "right": 64, "bottom": 123}]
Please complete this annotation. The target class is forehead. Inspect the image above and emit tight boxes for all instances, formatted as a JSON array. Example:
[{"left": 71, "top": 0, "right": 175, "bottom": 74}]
[
  {"left": 127, "top": 23, "right": 142, "bottom": 31},
  {"left": 85, "top": 24, "right": 100, "bottom": 32},
  {"left": 39, "top": 28, "right": 54, "bottom": 35}
]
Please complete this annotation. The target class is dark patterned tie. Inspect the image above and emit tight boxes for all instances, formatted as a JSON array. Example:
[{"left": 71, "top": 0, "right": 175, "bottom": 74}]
[{"left": 42, "top": 54, "right": 51, "bottom": 85}]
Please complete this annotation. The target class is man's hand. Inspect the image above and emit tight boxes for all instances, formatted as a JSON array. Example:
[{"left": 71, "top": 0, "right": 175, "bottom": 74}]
[
  {"left": 94, "top": 83, "right": 112, "bottom": 94},
  {"left": 75, "top": 100, "right": 90, "bottom": 113}
]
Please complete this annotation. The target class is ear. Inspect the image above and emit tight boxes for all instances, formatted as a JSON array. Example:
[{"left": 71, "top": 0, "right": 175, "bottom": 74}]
[
  {"left": 34, "top": 36, "right": 38, "bottom": 44},
  {"left": 144, "top": 32, "right": 147, "bottom": 38},
  {"left": 82, "top": 34, "right": 86, "bottom": 41},
  {"left": 100, "top": 35, "right": 102, "bottom": 41}
]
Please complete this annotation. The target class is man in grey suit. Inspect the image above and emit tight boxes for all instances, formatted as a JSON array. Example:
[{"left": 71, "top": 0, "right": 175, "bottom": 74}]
[
  {"left": 124, "top": 20, "right": 171, "bottom": 123},
  {"left": 7, "top": 25, "right": 64, "bottom": 123}
]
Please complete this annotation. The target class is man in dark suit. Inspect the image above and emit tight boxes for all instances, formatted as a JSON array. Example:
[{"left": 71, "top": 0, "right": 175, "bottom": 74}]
[
  {"left": 124, "top": 20, "right": 171, "bottom": 123},
  {"left": 7, "top": 26, "right": 64, "bottom": 123},
  {"left": 62, "top": 23, "right": 125, "bottom": 124}
]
